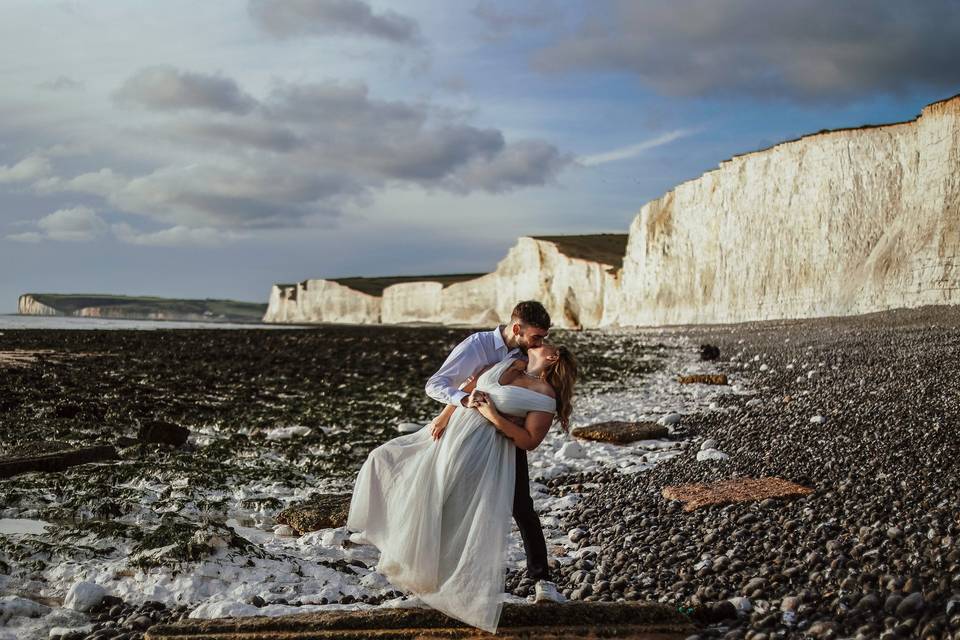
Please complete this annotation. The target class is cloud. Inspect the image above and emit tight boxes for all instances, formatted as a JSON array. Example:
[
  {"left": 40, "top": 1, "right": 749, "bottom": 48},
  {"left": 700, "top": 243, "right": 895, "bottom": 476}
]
[
  {"left": 471, "top": 1, "right": 556, "bottom": 36},
  {"left": 249, "top": 0, "right": 421, "bottom": 44},
  {"left": 534, "top": 0, "right": 960, "bottom": 101},
  {"left": 38, "top": 75, "right": 84, "bottom": 91},
  {"left": 114, "top": 66, "right": 257, "bottom": 114},
  {"left": 577, "top": 129, "right": 698, "bottom": 166},
  {"left": 5, "top": 231, "right": 44, "bottom": 243},
  {"left": 0, "top": 155, "right": 52, "bottom": 184},
  {"left": 32, "top": 74, "right": 568, "bottom": 231},
  {"left": 37, "top": 206, "right": 108, "bottom": 242},
  {"left": 451, "top": 139, "right": 571, "bottom": 192},
  {"left": 111, "top": 223, "right": 246, "bottom": 247}
]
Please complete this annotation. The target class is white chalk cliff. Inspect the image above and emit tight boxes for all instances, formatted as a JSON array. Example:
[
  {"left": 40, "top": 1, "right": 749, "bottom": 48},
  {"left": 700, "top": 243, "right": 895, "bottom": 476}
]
[
  {"left": 264, "top": 94, "right": 959, "bottom": 328},
  {"left": 18, "top": 295, "right": 60, "bottom": 316},
  {"left": 264, "top": 281, "right": 381, "bottom": 325},
  {"left": 614, "top": 94, "right": 960, "bottom": 325},
  {"left": 264, "top": 235, "right": 625, "bottom": 329}
]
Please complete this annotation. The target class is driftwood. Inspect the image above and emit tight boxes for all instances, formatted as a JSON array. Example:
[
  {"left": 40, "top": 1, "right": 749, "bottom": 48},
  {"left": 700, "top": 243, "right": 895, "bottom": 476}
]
[
  {"left": 677, "top": 373, "right": 728, "bottom": 385},
  {"left": 0, "top": 442, "right": 119, "bottom": 479}
]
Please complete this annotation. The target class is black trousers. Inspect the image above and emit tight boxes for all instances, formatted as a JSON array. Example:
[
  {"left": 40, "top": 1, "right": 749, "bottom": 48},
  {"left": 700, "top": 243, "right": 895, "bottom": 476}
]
[{"left": 513, "top": 447, "right": 550, "bottom": 581}]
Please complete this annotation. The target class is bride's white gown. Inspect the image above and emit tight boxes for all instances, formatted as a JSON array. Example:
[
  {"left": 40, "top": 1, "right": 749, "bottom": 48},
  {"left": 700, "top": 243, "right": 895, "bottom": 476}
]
[{"left": 347, "top": 356, "right": 556, "bottom": 633}]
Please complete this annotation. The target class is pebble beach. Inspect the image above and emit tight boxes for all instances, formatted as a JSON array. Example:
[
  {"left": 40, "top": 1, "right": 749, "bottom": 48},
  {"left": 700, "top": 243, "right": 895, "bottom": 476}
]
[{"left": 0, "top": 306, "right": 957, "bottom": 639}]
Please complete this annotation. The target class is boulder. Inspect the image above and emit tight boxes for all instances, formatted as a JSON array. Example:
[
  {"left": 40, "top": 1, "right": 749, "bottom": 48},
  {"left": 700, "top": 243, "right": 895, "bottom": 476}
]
[
  {"left": 138, "top": 420, "right": 190, "bottom": 447},
  {"left": 571, "top": 421, "right": 668, "bottom": 444},
  {"left": 275, "top": 494, "right": 354, "bottom": 535}
]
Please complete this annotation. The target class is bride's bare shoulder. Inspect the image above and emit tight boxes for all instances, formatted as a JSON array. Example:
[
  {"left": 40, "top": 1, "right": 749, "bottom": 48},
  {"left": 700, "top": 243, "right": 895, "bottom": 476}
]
[{"left": 534, "top": 380, "right": 556, "bottom": 398}]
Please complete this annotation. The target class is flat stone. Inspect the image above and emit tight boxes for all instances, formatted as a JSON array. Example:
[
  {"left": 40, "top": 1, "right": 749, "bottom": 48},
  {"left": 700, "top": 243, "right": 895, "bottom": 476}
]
[
  {"left": 662, "top": 477, "right": 814, "bottom": 512},
  {"left": 274, "top": 494, "right": 353, "bottom": 535},
  {"left": 571, "top": 421, "right": 668, "bottom": 444},
  {"left": 0, "top": 442, "right": 118, "bottom": 479},
  {"left": 144, "top": 601, "right": 694, "bottom": 639}
]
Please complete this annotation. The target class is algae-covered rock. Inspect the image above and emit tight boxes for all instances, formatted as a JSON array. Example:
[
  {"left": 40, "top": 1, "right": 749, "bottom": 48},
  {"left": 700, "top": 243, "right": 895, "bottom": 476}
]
[
  {"left": 275, "top": 494, "right": 353, "bottom": 535},
  {"left": 571, "top": 421, "right": 668, "bottom": 444}
]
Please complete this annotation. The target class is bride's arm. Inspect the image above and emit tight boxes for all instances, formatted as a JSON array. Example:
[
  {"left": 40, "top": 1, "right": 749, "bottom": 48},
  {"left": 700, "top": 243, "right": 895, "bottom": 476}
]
[
  {"left": 475, "top": 400, "right": 553, "bottom": 451},
  {"left": 430, "top": 366, "right": 491, "bottom": 440}
]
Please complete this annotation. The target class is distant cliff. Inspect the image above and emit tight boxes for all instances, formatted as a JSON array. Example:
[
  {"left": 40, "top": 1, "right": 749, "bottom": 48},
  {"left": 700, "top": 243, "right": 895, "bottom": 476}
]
[
  {"left": 613, "top": 94, "right": 960, "bottom": 325},
  {"left": 264, "top": 234, "right": 627, "bottom": 329},
  {"left": 18, "top": 294, "right": 267, "bottom": 323},
  {"left": 263, "top": 94, "right": 959, "bottom": 329}
]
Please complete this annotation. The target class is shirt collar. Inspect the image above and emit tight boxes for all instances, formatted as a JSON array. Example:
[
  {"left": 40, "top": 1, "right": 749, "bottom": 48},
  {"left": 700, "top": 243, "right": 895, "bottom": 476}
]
[{"left": 493, "top": 325, "right": 523, "bottom": 357}]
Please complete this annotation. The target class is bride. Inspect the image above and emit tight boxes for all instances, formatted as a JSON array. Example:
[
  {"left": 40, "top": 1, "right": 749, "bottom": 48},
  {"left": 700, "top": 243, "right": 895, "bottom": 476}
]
[{"left": 347, "top": 342, "right": 578, "bottom": 633}]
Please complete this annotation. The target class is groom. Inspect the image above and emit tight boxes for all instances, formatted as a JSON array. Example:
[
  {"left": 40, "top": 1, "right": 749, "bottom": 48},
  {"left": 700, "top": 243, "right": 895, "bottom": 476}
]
[{"left": 424, "top": 300, "right": 565, "bottom": 604}]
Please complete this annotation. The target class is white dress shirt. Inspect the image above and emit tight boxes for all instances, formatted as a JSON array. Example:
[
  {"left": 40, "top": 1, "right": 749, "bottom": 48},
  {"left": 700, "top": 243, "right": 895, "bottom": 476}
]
[{"left": 425, "top": 325, "right": 521, "bottom": 406}]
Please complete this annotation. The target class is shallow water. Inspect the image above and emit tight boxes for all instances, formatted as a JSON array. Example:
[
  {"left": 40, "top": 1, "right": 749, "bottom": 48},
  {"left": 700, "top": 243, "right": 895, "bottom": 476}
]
[
  {"left": 0, "top": 315, "right": 306, "bottom": 330},
  {"left": 0, "top": 518, "right": 53, "bottom": 535}
]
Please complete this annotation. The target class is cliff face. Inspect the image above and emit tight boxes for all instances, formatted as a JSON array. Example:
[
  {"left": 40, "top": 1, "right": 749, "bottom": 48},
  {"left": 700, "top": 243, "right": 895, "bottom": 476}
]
[
  {"left": 262, "top": 280, "right": 380, "bottom": 325},
  {"left": 485, "top": 237, "right": 619, "bottom": 329},
  {"left": 614, "top": 95, "right": 960, "bottom": 325},
  {"left": 267, "top": 236, "right": 625, "bottom": 328},
  {"left": 18, "top": 295, "right": 61, "bottom": 316}
]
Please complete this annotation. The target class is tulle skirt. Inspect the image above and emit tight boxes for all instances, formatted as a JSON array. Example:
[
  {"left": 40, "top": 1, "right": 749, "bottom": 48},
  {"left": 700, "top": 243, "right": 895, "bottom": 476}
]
[{"left": 347, "top": 406, "right": 516, "bottom": 633}]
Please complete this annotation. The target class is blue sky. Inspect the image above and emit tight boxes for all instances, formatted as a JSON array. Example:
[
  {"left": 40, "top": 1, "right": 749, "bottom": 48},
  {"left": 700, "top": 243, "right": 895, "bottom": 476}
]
[{"left": 1, "top": 0, "right": 958, "bottom": 312}]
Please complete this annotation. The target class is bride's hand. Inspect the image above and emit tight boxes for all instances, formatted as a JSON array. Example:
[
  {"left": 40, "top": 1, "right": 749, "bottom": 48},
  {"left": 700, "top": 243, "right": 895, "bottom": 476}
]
[{"left": 475, "top": 396, "right": 499, "bottom": 422}]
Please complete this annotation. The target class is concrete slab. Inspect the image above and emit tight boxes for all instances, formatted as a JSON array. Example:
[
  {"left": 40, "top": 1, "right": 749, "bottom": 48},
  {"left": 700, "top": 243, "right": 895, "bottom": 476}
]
[{"left": 145, "top": 601, "right": 695, "bottom": 639}]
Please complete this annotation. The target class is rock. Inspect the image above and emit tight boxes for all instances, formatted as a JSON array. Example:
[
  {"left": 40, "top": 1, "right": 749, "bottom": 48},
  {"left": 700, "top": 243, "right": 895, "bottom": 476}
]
[
  {"left": 656, "top": 412, "right": 681, "bottom": 427},
  {"left": 700, "top": 439, "right": 717, "bottom": 451},
  {"left": 700, "top": 344, "right": 721, "bottom": 360},
  {"left": 396, "top": 423, "right": 424, "bottom": 434},
  {"left": 728, "top": 596, "right": 752, "bottom": 613},
  {"left": 696, "top": 449, "right": 730, "bottom": 462},
  {"left": 0, "top": 595, "right": 51, "bottom": 622},
  {"left": 320, "top": 527, "right": 350, "bottom": 546},
  {"left": 809, "top": 415, "right": 827, "bottom": 425},
  {"left": 895, "top": 592, "right": 925, "bottom": 617},
  {"left": 571, "top": 421, "right": 667, "bottom": 444},
  {"left": 568, "top": 528, "right": 588, "bottom": 544},
  {"left": 745, "top": 398, "right": 762, "bottom": 407},
  {"left": 663, "top": 477, "right": 813, "bottom": 511},
  {"left": 275, "top": 493, "right": 353, "bottom": 535},
  {"left": 556, "top": 441, "right": 587, "bottom": 460},
  {"left": 265, "top": 425, "right": 313, "bottom": 440},
  {"left": 64, "top": 581, "right": 106, "bottom": 612},
  {"left": 273, "top": 524, "right": 297, "bottom": 536},
  {"left": 138, "top": 420, "right": 190, "bottom": 446}
]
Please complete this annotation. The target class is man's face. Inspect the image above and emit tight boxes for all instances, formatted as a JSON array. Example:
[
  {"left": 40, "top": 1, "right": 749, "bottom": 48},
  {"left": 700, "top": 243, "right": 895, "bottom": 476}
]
[{"left": 514, "top": 322, "right": 549, "bottom": 352}]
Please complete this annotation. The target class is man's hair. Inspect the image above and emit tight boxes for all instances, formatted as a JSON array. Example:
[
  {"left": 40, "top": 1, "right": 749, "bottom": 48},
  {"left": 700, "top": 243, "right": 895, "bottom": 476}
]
[{"left": 511, "top": 300, "right": 551, "bottom": 330}]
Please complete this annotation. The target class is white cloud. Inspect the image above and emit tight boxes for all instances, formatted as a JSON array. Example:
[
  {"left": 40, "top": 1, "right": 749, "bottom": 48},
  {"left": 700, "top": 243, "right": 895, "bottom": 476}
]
[
  {"left": 0, "top": 155, "right": 52, "bottom": 184},
  {"left": 5, "top": 231, "right": 43, "bottom": 243},
  {"left": 37, "top": 206, "right": 108, "bottom": 242},
  {"left": 577, "top": 129, "right": 699, "bottom": 167},
  {"left": 112, "top": 222, "right": 246, "bottom": 247}
]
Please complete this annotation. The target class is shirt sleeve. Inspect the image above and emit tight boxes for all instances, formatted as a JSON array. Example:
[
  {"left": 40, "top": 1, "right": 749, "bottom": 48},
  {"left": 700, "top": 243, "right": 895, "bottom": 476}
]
[{"left": 425, "top": 334, "right": 484, "bottom": 406}]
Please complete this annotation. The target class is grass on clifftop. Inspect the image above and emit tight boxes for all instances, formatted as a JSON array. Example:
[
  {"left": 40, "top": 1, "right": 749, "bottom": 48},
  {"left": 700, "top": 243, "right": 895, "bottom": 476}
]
[
  {"left": 531, "top": 234, "right": 629, "bottom": 269},
  {"left": 330, "top": 274, "right": 486, "bottom": 296},
  {"left": 24, "top": 293, "right": 267, "bottom": 322}
]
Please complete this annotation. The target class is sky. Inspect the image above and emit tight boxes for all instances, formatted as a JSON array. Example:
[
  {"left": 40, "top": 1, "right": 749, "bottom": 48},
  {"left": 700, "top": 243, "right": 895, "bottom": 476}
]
[{"left": 1, "top": 0, "right": 959, "bottom": 312}]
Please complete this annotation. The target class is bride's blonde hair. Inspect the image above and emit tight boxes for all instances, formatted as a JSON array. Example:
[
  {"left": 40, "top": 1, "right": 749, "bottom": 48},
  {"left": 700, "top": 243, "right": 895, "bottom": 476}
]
[{"left": 544, "top": 346, "right": 578, "bottom": 432}]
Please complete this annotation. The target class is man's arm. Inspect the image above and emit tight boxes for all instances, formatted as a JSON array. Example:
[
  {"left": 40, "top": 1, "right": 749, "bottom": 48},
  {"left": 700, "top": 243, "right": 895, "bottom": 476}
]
[{"left": 425, "top": 334, "right": 485, "bottom": 406}]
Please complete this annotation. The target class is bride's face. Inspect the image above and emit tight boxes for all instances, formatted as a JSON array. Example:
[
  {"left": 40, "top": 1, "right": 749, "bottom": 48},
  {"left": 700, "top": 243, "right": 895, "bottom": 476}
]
[{"left": 529, "top": 344, "right": 559, "bottom": 368}]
